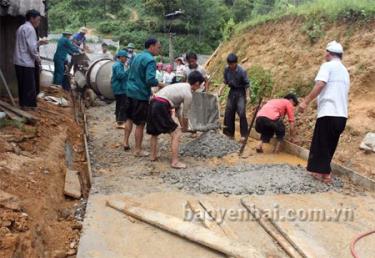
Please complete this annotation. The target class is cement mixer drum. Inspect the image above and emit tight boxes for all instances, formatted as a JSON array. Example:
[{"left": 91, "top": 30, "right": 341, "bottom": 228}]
[{"left": 86, "top": 58, "right": 114, "bottom": 99}]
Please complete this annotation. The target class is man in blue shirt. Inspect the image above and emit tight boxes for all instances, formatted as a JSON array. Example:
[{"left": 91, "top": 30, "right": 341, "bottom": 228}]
[
  {"left": 53, "top": 32, "right": 80, "bottom": 89},
  {"left": 223, "top": 53, "right": 250, "bottom": 143},
  {"left": 111, "top": 50, "right": 128, "bottom": 129},
  {"left": 124, "top": 38, "right": 162, "bottom": 156},
  {"left": 72, "top": 27, "right": 88, "bottom": 50}
]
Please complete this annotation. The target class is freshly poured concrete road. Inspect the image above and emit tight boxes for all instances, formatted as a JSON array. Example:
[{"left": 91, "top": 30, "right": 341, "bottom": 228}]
[{"left": 78, "top": 103, "right": 375, "bottom": 258}]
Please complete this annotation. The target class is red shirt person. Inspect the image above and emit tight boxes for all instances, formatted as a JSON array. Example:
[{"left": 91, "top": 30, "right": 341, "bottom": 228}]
[{"left": 255, "top": 94, "right": 299, "bottom": 153}]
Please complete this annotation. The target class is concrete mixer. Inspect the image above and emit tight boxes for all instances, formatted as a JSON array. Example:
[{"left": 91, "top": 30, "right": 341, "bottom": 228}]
[{"left": 85, "top": 58, "right": 115, "bottom": 99}]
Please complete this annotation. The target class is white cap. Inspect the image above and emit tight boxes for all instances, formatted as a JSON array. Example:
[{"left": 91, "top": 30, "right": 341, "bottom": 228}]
[{"left": 326, "top": 41, "right": 343, "bottom": 54}]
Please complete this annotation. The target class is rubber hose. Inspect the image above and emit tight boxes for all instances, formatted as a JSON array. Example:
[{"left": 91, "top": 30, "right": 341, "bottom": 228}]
[{"left": 350, "top": 229, "right": 375, "bottom": 258}]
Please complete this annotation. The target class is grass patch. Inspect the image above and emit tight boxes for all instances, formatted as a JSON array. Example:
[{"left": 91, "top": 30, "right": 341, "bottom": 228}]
[{"left": 234, "top": 0, "right": 375, "bottom": 34}]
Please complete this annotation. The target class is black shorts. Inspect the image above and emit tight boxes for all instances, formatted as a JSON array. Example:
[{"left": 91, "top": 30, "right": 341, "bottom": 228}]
[
  {"left": 255, "top": 116, "right": 285, "bottom": 143},
  {"left": 146, "top": 99, "right": 178, "bottom": 136},
  {"left": 124, "top": 96, "right": 149, "bottom": 126},
  {"left": 115, "top": 94, "right": 127, "bottom": 122}
]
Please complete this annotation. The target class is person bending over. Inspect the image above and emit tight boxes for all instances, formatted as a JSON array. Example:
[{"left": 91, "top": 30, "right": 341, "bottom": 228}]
[
  {"left": 255, "top": 94, "right": 299, "bottom": 153},
  {"left": 146, "top": 71, "right": 205, "bottom": 169}
]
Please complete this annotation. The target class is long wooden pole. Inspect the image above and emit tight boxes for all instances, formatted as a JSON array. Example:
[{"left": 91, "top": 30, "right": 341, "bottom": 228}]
[
  {"left": 107, "top": 199, "right": 264, "bottom": 258},
  {"left": 239, "top": 97, "right": 262, "bottom": 155},
  {"left": 0, "top": 68, "right": 16, "bottom": 106}
]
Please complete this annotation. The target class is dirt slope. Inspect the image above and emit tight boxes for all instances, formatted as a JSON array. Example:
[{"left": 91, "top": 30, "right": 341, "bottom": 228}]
[{"left": 207, "top": 17, "right": 375, "bottom": 179}]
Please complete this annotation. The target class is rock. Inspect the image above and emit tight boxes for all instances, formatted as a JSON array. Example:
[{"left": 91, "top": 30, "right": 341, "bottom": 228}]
[
  {"left": 360, "top": 132, "right": 375, "bottom": 153},
  {"left": 0, "top": 190, "right": 21, "bottom": 211},
  {"left": 69, "top": 241, "right": 76, "bottom": 249},
  {"left": 66, "top": 249, "right": 77, "bottom": 256}
]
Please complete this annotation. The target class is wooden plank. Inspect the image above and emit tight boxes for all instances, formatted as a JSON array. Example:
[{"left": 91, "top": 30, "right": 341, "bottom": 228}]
[
  {"left": 241, "top": 199, "right": 306, "bottom": 258},
  {"left": 107, "top": 199, "right": 264, "bottom": 258},
  {"left": 83, "top": 134, "right": 92, "bottom": 186},
  {"left": 186, "top": 200, "right": 224, "bottom": 235},
  {"left": 0, "top": 100, "right": 38, "bottom": 125},
  {"left": 0, "top": 107, "right": 24, "bottom": 122},
  {"left": 199, "top": 200, "right": 239, "bottom": 241},
  {"left": 64, "top": 169, "right": 82, "bottom": 199}
]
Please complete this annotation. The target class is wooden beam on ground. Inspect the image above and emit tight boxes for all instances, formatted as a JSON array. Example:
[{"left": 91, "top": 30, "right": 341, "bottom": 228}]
[
  {"left": 64, "top": 169, "right": 82, "bottom": 199},
  {"left": 0, "top": 100, "right": 38, "bottom": 125},
  {"left": 199, "top": 200, "right": 239, "bottom": 241},
  {"left": 187, "top": 200, "right": 224, "bottom": 235},
  {"left": 107, "top": 199, "right": 264, "bottom": 258},
  {"left": 83, "top": 134, "right": 92, "bottom": 186},
  {"left": 0, "top": 107, "right": 24, "bottom": 122},
  {"left": 241, "top": 199, "right": 307, "bottom": 258}
]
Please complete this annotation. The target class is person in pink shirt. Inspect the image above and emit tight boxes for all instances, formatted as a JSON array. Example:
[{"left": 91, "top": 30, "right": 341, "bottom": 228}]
[{"left": 255, "top": 93, "right": 299, "bottom": 153}]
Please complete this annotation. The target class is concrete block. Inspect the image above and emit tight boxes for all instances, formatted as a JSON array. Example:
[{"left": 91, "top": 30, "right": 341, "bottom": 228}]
[{"left": 64, "top": 169, "right": 82, "bottom": 199}]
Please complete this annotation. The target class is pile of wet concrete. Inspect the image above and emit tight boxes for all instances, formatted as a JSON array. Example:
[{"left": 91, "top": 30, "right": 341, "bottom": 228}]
[
  {"left": 180, "top": 131, "right": 240, "bottom": 158},
  {"left": 161, "top": 164, "right": 343, "bottom": 195}
]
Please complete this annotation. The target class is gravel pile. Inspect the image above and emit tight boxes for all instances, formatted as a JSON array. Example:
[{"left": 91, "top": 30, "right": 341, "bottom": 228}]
[
  {"left": 161, "top": 164, "right": 343, "bottom": 195},
  {"left": 180, "top": 131, "right": 241, "bottom": 158}
]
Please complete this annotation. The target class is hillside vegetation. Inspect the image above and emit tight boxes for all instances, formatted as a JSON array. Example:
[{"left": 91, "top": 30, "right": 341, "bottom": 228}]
[{"left": 207, "top": 0, "right": 375, "bottom": 179}]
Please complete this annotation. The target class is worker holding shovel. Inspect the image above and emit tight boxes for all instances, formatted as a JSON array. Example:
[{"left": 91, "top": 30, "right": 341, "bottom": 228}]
[
  {"left": 223, "top": 53, "right": 250, "bottom": 143},
  {"left": 298, "top": 41, "right": 350, "bottom": 183}
]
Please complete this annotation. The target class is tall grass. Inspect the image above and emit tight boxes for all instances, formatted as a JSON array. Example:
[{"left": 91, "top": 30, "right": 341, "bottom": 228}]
[{"left": 235, "top": 0, "right": 375, "bottom": 34}]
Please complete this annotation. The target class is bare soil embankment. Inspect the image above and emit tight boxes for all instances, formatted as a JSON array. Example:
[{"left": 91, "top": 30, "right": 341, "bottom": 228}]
[{"left": 207, "top": 17, "right": 375, "bottom": 179}]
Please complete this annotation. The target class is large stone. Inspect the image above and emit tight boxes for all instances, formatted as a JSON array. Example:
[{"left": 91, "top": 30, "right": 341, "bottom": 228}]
[
  {"left": 360, "top": 132, "right": 375, "bottom": 152},
  {"left": 64, "top": 169, "right": 82, "bottom": 199},
  {"left": 0, "top": 190, "right": 21, "bottom": 211}
]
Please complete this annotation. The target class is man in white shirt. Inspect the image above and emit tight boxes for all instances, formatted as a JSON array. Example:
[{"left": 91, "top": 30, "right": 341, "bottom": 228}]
[
  {"left": 14, "top": 9, "right": 48, "bottom": 110},
  {"left": 299, "top": 41, "right": 350, "bottom": 183},
  {"left": 146, "top": 71, "right": 205, "bottom": 169}
]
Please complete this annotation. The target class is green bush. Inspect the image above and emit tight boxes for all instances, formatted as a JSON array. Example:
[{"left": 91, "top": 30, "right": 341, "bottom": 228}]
[
  {"left": 248, "top": 65, "right": 274, "bottom": 104},
  {"left": 302, "top": 19, "right": 325, "bottom": 44}
]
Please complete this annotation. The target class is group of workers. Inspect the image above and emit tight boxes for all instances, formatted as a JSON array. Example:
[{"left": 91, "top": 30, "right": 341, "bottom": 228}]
[
  {"left": 13, "top": 10, "right": 350, "bottom": 182},
  {"left": 111, "top": 36, "right": 350, "bottom": 184},
  {"left": 111, "top": 38, "right": 209, "bottom": 169}
]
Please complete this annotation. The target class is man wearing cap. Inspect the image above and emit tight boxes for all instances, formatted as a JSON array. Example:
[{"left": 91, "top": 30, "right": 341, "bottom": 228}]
[
  {"left": 123, "top": 38, "right": 163, "bottom": 156},
  {"left": 255, "top": 94, "right": 299, "bottom": 153},
  {"left": 14, "top": 9, "right": 48, "bottom": 110},
  {"left": 53, "top": 32, "right": 80, "bottom": 89},
  {"left": 299, "top": 41, "right": 350, "bottom": 183},
  {"left": 223, "top": 53, "right": 250, "bottom": 143},
  {"left": 111, "top": 50, "right": 128, "bottom": 129},
  {"left": 72, "top": 27, "right": 89, "bottom": 51},
  {"left": 126, "top": 43, "right": 136, "bottom": 66}
]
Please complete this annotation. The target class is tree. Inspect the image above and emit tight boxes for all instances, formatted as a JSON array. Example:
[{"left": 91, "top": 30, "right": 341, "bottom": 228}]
[{"left": 233, "top": 0, "right": 254, "bottom": 22}]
